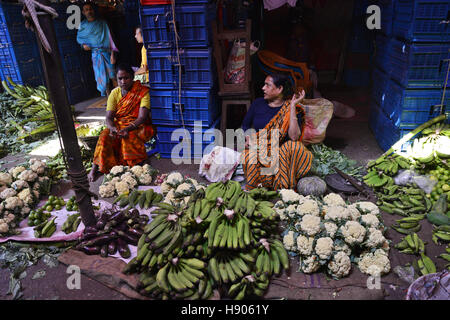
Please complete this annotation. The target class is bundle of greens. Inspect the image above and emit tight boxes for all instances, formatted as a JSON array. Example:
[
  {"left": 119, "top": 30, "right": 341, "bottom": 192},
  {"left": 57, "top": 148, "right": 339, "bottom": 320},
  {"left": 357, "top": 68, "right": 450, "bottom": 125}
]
[{"left": 309, "top": 143, "right": 362, "bottom": 178}]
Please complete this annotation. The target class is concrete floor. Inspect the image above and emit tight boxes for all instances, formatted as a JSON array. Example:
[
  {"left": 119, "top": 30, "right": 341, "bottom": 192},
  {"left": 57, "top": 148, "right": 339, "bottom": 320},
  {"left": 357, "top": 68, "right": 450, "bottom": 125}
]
[{"left": 2, "top": 85, "right": 441, "bottom": 301}]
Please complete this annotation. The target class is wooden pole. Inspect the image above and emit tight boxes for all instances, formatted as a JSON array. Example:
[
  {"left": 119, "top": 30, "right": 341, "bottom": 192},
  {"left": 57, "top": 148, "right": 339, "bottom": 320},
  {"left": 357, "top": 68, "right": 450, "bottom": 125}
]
[{"left": 34, "top": 0, "right": 96, "bottom": 227}]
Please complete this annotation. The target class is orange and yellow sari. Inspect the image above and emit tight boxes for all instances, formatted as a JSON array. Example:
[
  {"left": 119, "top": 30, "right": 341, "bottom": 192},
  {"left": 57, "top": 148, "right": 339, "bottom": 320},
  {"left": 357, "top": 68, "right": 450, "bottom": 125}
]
[
  {"left": 93, "top": 81, "right": 155, "bottom": 174},
  {"left": 242, "top": 101, "right": 313, "bottom": 191}
]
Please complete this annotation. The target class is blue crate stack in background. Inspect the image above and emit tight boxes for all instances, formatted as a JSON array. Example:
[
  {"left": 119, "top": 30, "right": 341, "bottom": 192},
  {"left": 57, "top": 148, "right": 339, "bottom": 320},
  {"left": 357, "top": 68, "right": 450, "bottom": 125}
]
[
  {"left": 140, "top": 0, "right": 220, "bottom": 159},
  {"left": 369, "top": 0, "right": 450, "bottom": 151},
  {"left": 0, "top": 2, "right": 99, "bottom": 105}
]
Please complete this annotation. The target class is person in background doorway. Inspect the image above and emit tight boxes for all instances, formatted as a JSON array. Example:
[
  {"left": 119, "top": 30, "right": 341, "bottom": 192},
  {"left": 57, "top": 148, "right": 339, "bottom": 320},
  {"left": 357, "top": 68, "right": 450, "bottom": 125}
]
[
  {"left": 88, "top": 64, "right": 155, "bottom": 182},
  {"left": 133, "top": 26, "right": 149, "bottom": 85},
  {"left": 241, "top": 73, "right": 313, "bottom": 191},
  {"left": 77, "top": 2, "right": 118, "bottom": 97}
]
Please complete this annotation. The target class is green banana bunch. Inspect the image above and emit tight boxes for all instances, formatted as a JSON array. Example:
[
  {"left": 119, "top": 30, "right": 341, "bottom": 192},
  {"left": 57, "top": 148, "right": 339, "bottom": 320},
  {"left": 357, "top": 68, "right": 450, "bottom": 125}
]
[
  {"left": 247, "top": 187, "right": 278, "bottom": 201},
  {"left": 208, "top": 252, "right": 250, "bottom": 285},
  {"left": 227, "top": 273, "right": 270, "bottom": 300},
  {"left": 417, "top": 253, "right": 436, "bottom": 275},
  {"left": 432, "top": 225, "right": 450, "bottom": 243},
  {"left": 114, "top": 189, "right": 163, "bottom": 209},
  {"left": 255, "top": 239, "right": 289, "bottom": 276},
  {"left": 62, "top": 213, "right": 81, "bottom": 234}
]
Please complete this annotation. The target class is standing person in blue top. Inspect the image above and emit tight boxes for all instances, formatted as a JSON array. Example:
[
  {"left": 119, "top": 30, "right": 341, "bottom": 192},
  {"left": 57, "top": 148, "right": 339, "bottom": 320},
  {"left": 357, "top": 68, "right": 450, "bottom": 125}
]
[{"left": 77, "top": 2, "right": 118, "bottom": 96}]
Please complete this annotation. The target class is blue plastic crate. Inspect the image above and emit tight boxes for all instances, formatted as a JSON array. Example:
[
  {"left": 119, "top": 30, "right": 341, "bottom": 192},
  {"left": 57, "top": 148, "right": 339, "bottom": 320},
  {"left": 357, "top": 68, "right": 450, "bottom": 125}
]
[
  {"left": 374, "top": 34, "right": 393, "bottom": 73},
  {"left": 147, "top": 48, "right": 214, "bottom": 89},
  {"left": 382, "top": 79, "right": 449, "bottom": 126},
  {"left": 155, "top": 118, "right": 220, "bottom": 159},
  {"left": 389, "top": 39, "right": 450, "bottom": 88},
  {"left": 150, "top": 88, "right": 219, "bottom": 127},
  {"left": 393, "top": 0, "right": 450, "bottom": 42},
  {"left": 371, "top": 66, "right": 390, "bottom": 108},
  {"left": 369, "top": 100, "right": 416, "bottom": 152},
  {"left": 140, "top": 3, "right": 215, "bottom": 49}
]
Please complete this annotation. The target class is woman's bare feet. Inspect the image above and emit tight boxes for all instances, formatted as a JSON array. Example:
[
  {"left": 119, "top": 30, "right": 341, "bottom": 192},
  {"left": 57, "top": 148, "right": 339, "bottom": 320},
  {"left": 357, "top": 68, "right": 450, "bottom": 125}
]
[{"left": 88, "top": 165, "right": 103, "bottom": 182}]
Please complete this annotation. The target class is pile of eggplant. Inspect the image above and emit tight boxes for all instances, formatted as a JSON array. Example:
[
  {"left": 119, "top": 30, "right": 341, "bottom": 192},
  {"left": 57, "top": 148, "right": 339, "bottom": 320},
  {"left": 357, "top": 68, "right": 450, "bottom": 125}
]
[{"left": 76, "top": 207, "right": 149, "bottom": 258}]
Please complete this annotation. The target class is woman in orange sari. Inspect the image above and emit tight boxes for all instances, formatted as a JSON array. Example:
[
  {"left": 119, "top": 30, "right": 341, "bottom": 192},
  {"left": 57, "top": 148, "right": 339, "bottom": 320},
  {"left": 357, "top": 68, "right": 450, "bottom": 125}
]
[
  {"left": 88, "top": 64, "right": 155, "bottom": 182},
  {"left": 241, "top": 73, "right": 313, "bottom": 190}
]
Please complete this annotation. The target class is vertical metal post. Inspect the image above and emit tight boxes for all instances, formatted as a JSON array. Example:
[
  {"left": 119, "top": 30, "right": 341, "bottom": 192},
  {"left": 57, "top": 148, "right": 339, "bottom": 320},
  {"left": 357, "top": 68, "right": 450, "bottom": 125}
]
[{"left": 34, "top": 0, "right": 96, "bottom": 227}]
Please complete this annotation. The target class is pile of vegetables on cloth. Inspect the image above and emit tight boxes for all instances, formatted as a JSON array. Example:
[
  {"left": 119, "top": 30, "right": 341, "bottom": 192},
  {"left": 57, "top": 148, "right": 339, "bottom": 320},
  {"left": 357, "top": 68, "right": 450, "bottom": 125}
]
[
  {"left": 121, "top": 178, "right": 289, "bottom": 300},
  {"left": 98, "top": 164, "right": 158, "bottom": 198},
  {"left": 0, "top": 159, "right": 51, "bottom": 236},
  {"left": 276, "top": 190, "right": 391, "bottom": 279},
  {"left": 47, "top": 146, "right": 94, "bottom": 181},
  {"left": 363, "top": 117, "right": 450, "bottom": 274}
]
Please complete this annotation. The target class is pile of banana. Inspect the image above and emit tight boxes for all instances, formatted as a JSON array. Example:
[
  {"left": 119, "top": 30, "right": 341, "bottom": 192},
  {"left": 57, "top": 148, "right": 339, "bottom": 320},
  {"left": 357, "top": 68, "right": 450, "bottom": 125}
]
[
  {"left": 114, "top": 188, "right": 163, "bottom": 209},
  {"left": 438, "top": 245, "right": 450, "bottom": 269},
  {"left": 62, "top": 213, "right": 81, "bottom": 234},
  {"left": 34, "top": 217, "right": 57, "bottom": 238},
  {"left": 123, "top": 181, "right": 288, "bottom": 300},
  {"left": 391, "top": 215, "right": 425, "bottom": 234},
  {"left": 364, "top": 154, "right": 410, "bottom": 188},
  {"left": 417, "top": 253, "right": 437, "bottom": 276},
  {"left": 377, "top": 186, "right": 431, "bottom": 217},
  {"left": 1, "top": 77, "right": 56, "bottom": 139},
  {"left": 394, "top": 232, "right": 425, "bottom": 254},
  {"left": 227, "top": 273, "right": 269, "bottom": 300}
]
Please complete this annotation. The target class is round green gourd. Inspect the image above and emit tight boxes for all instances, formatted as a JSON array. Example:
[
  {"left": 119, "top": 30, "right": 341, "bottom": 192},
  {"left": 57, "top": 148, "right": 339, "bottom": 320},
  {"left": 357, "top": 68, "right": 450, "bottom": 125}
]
[{"left": 297, "top": 176, "right": 327, "bottom": 196}]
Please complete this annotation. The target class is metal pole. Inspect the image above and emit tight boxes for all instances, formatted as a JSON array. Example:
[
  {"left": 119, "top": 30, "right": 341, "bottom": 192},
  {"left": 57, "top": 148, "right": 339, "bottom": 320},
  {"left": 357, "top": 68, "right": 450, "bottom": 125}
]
[{"left": 34, "top": 0, "right": 96, "bottom": 227}]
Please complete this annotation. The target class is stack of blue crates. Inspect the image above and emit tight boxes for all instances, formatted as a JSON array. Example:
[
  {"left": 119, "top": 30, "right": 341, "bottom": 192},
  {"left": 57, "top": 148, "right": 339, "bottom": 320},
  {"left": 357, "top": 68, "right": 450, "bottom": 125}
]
[
  {"left": 370, "top": 0, "right": 450, "bottom": 151},
  {"left": 140, "top": 0, "right": 220, "bottom": 159},
  {"left": 0, "top": 2, "right": 98, "bottom": 105},
  {"left": 0, "top": 2, "right": 44, "bottom": 88}
]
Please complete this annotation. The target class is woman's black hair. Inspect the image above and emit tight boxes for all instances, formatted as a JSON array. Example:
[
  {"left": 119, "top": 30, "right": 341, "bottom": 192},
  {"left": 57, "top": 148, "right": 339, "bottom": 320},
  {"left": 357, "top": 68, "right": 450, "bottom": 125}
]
[
  {"left": 116, "top": 63, "right": 135, "bottom": 78},
  {"left": 268, "top": 73, "right": 294, "bottom": 99},
  {"left": 80, "top": 1, "right": 95, "bottom": 11}
]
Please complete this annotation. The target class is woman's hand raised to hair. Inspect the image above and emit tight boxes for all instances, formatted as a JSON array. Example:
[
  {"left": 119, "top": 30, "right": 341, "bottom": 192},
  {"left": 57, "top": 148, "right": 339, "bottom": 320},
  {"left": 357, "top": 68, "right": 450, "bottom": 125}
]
[{"left": 290, "top": 89, "right": 306, "bottom": 106}]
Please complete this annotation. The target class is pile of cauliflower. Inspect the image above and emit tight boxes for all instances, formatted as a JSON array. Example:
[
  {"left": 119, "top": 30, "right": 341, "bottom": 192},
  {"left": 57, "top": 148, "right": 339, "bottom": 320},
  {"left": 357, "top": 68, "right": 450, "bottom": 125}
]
[
  {"left": 0, "top": 159, "right": 50, "bottom": 236},
  {"left": 98, "top": 164, "right": 157, "bottom": 198},
  {"left": 277, "top": 189, "right": 390, "bottom": 279},
  {"left": 160, "top": 172, "right": 206, "bottom": 208}
]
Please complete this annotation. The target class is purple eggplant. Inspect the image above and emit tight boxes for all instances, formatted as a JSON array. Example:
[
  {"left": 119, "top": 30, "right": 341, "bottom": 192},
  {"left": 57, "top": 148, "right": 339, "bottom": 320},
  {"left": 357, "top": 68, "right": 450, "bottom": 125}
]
[
  {"left": 126, "top": 228, "right": 143, "bottom": 239},
  {"left": 80, "top": 234, "right": 117, "bottom": 247},
  {"left": 108, "top": 240, "right": 118, "bottom": 255},
  {"left": 100, "top": 244, "right": 109, "bottom": 258},
  {"left": 118, "top": 231, "right": 138, "bottom": 245},
  {"left": 117, "top": 238, "right": 131, "bottom": 259},
  {"left": 78, "top": 246, "right": 101, "bottom": 255}
]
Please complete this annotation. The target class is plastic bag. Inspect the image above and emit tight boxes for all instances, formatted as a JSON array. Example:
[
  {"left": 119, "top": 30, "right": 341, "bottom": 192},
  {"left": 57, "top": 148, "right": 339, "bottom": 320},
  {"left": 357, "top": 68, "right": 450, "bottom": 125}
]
[
  {"left": 224, "top": 40, "right": 259, "bottom": 84},
  {"left": 301, "top": 98, "right": 334, "bottom": 145},
  {"left": 199, "top": 146, "right": 242, "bottom": 183},
  {"left": 394, "top": 170, "right": 437, "bottom": 194},
  {"left": 406, "top": 270, "right": 450, "bottom": 300}
]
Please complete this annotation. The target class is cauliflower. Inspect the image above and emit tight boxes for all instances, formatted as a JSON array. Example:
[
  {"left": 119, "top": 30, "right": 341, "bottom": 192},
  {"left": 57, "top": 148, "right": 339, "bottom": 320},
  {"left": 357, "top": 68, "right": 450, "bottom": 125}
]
[
  {"left": 327, "top": 251, "right": 351, "bottom": 279},
  {"left": 130, "top": 165, "right": 144, "bottom": 177},
  {"left": 296, "top": 235, "right": 314, "bottom": 255},
  {"left": 115, "top": 181, "right": 130, "bottom": 195},
  {"left": 283, "top": 231, "right": 296, "bottom": 251},
  {"left": 357, "top": 249, "right": 390, "bottom": 276},
  {"left": 354, "top": 201, "right": 380, "bottom": 215},
  {"left": 29, "top": 159, "right": 46, "bottom": 174},
  {"left": 334, "top": 241, "right": 352, "bottom": 256},
  {"left": 0, "top": 221, "right": 9, "bottom": 234},
  {"left": 166, "top": 172, "right": 184, "bottom": 185},
  {"left": 4, "top": 196, "right": 23, "bottom": 210},
  {"left": 9, "top": 166, "right": 26, "bottom": 179},
  {"left": 279, "top": 189, "right": 304, "bottom": 203},
  {"left": 121, "top": 173, "right": 138, "bottom": 189},
  {"left": 4, "top": 213, "right": 15, "bottom": 223},
  {"left": 285, "top": 204, "right": 298, "bottom": 218},
  {"left": 12, "top": 180, "right": 29, "bottom": 191},
  {"left": 99, "top": 183, "right": 116, "bottom": 198},
  {"left": 274, "top": 200, "right": 285, "bottom": 209},
  {"left": 299, "top": 214, "right": 321, "bottom": 236},
  {"left": 18, "top": 188, "right": 34, "bottom": 206},
  {"left": 164, "top": 189, "right": 179, "bottom": 204},
  {"left": 143, "top": 164, "right": 153, "bottom": 174},
  {"left": 324, "top": 205, "right": 349, "bottom": 222},
  {"left": 340, "top": 221, "right": 366, "bottom": 246},
  {"left": 0, "top": 172, "right": 12, "bottom": 186},
  {"left": 300, "top": 256, "right": 320, "bottom": 274},
  {"left": 324, "top": 222, "right": 338, "bottom": 238},
  {"left": 138, "top": 173, "right": 153, "bottom": 185},
  {"left": 296, "top": 199, "right": 320, "bottom": 216},
  {"left": 274, "top": 207, "right": 288, "bottom": 221},
  {"left": 175, "top": 182, "right": 195, "bottom": 196},
  {"left": 110, "top": 165, "right": 125, "bottom": 176},
  {"left": 315, "top": 237, "right": 334, "bottom": 260},
  {"left": 365, "top": 228, "right": 387, "bottom": 249},
  {"left": 21, "top": 206, "right": 31, "bottom": 216},
  {"left": 0, "top": 188, "right": 17, "bottom": 199},
  {"left": 360, "top": 214, "right": 380, "bottom": 228},
  {"left": 18, "top": 169, "right": 38, "bottom": 182},
  {"left": 323, "top": 193, "right": 346, "bottom": 207},
  {"left": 185, "top": 178, "right": 199, "bottom": 187},
  {"left": 110, "top": 177, "right": 121, "bottom": 185},
  {"left": 346, "top": 204, "right": 362, "bottom": 221},
  {"left": 160, "top": 181, "right": 172, "bottom": 195}
]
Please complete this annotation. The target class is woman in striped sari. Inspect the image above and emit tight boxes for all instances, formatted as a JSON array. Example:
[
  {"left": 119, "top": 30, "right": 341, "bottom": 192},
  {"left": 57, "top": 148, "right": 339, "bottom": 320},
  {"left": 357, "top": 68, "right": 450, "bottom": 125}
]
[
  {"left": 241, "top": 73, "right": 313, "bottom": 190},
  {"left": 88, "top": 64, "right": 155, "bottom": 182}
]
